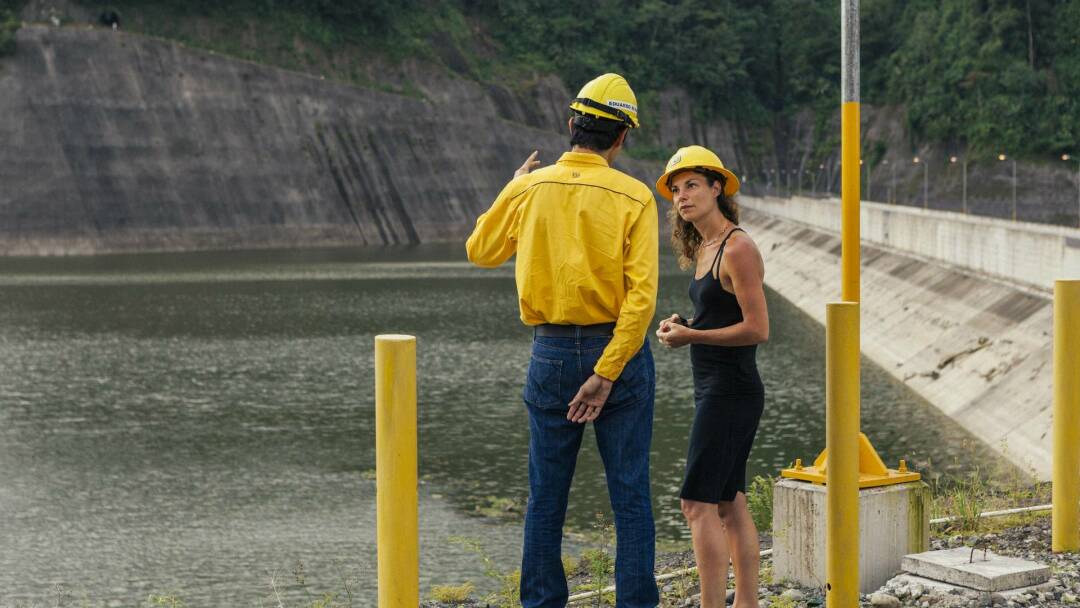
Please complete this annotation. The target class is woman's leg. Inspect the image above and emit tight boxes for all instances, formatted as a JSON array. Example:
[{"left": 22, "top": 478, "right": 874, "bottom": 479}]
[
  {"left": 718, "top": 493, "right": 760, "bottom": 608},
  {"left": 682, "top": 498, "right": 730, "bottom": 608}
]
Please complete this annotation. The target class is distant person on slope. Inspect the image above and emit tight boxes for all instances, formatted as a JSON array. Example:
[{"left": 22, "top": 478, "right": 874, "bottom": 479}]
[
  {"left": 655, "top": 146, "right": 769, "bottom": 608},
  {"left": 466, "top": 73, "right": 660, "bottom": 608}
]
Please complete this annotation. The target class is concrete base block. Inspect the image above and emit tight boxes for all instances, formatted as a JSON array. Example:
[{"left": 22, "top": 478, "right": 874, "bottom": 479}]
[
  {"left": 772, "top": 478, "right": 930, "bottom": 593},
  {"left": 884, "top": 573, "right": 1058, "bottom": 602},
  {"left": 901, "top": 548, "right": 1050, "bottom": 591}
]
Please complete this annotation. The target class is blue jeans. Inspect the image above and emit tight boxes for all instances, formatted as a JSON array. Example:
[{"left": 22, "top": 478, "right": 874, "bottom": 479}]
[{"left": 520, "top": 335, "right": 658, "bottom": 608}]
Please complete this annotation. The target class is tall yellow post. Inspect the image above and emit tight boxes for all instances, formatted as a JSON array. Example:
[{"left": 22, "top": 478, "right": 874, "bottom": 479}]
[
  {"left": 826, "top": 302, "right": 860, "bottom": 608},
  {"left": 1053, "top": 281, "right": 1080, "bottom": 552},
  {"left": 376, "top": 334, "right": 418, "bottom": 607},
  {"left": 841, "top": 104, "right": 860, "bottom": 302},
  {"left": 840, "top": 0, "right": 860, "bottom": 303}
]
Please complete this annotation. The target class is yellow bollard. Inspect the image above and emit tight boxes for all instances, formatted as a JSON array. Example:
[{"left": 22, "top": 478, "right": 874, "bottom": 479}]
[
  {"left": 375, "top": 334, "right": 418, "bottom": 607},
  {"left": 826, "top": 302, "right": 860, "bottom": 607},
  {"left": 1053, "top": 281, "right": 1080, "bottom": 553}
]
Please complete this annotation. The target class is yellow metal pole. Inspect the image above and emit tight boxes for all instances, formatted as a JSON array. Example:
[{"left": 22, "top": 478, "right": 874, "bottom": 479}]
[
  {"left": 826, "top": 302, "right": 860, "bottom": 608},
  {"left": 840, "top": 0, "right": 860, "bottom": 303},
  {"left": 376, "top": 334, "right": 418, "bottom": 607},
  {"left": 1053, "top": 281, "right": 1080, "bottom": 553},
  {"left": 841, "top": 102, "right": 860, "bottom": 303}
]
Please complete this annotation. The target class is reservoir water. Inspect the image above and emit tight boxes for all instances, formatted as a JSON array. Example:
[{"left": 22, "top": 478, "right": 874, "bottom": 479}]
[{"left": 0, "top": 244, "right": 1009, "bottom": 605}]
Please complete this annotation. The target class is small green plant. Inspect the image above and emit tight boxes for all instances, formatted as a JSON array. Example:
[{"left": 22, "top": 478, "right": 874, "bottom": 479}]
[
  {"left": 747, "top": 475, "right": 775, "bottom": 533},
  {"left": 759, "top": 563, "right": 774, "bottom": 585},
  {"left": 0, "top": 8, "right": 20, "bottom": 56},
  {"left": 664, "top": 568, "right": 699, "bottom": 601},
  {"left": 306, "top": 593, "right": 348, "bottom": 608},
  {"left": 473, "top": 495, "right": 524, "bottom": 520},
  {"left": 561, "top": 554, "right": 579, "bottom": 576},
  {"left": 582, "top": 512, "right": 616, "bottom": 607},
  {"left": 449, "top": 536, "right": 520, "bottom": 608},
  {"left": 430, "top": 581, "right": 475, "bottom": 604},
  {"left": 768, "top": 593, "right": 798, "bottom": 608},
  {"left": 947, "top": 469, "right": 988, "bottom": 533},
  {"left": 146, "top": 594, "right": 185, "bottom": 608}
]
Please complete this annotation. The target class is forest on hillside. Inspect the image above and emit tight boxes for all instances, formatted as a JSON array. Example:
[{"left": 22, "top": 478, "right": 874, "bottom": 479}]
[{"left": 2, "top": 0, "right": 1078, "bottom": 160}]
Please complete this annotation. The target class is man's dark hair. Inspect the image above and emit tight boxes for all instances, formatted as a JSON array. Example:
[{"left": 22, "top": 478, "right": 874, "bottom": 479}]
[{"left": 569, "top": 114, "right": 627, "bottom": 152}]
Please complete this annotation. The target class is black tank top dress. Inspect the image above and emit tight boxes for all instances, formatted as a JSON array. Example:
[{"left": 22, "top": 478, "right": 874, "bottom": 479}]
[{"left": 679, "top": 228, "right": 766, "bottom": 504}]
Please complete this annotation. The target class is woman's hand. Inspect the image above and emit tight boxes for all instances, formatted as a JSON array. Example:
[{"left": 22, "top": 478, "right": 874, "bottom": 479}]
[
  {"left": 657, "top": 313, "right": 681, "bottom": 334},
  {"left": 656, "top": 318, "right": 694, "bottom": 348},
  {"left": 514, "top": 151, "right": 541, "bottom": 178}
]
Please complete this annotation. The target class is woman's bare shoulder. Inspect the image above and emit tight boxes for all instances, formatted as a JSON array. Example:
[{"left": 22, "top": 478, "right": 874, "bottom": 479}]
[
  {"left": 723, "top": 232, "right": 765, "bottom": 273},
  {"left": 725, "top": 231, "right": 761, "bottom": 256}
]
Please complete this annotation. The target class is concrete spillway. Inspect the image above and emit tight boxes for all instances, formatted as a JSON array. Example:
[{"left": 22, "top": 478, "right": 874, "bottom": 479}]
[{"left": 741, "top": 195, "right": 1080, "bottom": 479}]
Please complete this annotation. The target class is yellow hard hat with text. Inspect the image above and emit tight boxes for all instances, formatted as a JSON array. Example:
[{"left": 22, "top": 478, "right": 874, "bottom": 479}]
[
  {"left": 656, "top": 145, "right": 740, "bottom": 200},
  {"left": 568, "top": 73, "right": 640, "bottom": 128}
]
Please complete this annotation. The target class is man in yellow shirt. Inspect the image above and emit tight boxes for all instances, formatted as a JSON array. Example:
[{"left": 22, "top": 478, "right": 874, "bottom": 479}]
[{"left": 466, "top": 73, "right": 659, "bottom": 608}]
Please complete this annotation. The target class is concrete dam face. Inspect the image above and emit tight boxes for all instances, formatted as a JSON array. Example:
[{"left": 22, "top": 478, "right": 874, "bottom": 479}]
[{"left": 0, "top": 25, "right": 658, "bottom": 255}]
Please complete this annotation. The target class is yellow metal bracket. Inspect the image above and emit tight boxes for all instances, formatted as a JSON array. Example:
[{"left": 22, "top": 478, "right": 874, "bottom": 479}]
[{"left": 780, "top": 432, "right": 921, "bottom": 488}]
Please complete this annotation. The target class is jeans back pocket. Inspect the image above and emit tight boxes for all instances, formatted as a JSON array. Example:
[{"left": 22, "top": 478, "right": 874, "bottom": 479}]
[
  {"left": 523, "top": 355, "right": 564, "bottom": 409},
  {"left": 606, "top": 348, "right": 651, "bottom": 407}
]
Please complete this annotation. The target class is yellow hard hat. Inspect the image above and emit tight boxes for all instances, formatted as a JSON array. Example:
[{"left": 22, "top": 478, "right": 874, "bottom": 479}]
[
  {"left": 655, "top": 145, "right": 740, "bottom": 200},
  {"left": 568, "top": 73, "right": 640, "bottom": 129}
]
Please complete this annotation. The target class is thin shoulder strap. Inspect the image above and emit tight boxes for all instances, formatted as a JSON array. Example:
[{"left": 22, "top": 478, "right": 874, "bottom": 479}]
[
  {"left": 718, "top": 227, "right": 745, "bottom": 251},
  {"left": 712, "top": 227, "right": 746, "bottom": 277}
]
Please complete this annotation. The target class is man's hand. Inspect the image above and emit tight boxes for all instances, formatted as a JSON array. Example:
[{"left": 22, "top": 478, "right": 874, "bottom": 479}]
[
  {"left": 567, "top": 373, "right": 613, "bottom": 423},
  {"left": 514, "top": 151, "right": 541, "bottom": 178}
]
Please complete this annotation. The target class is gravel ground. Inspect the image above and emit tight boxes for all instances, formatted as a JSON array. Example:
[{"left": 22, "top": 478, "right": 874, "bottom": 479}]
[{"left": 423, "top": 515, "right": 1080, "bottom": 608}]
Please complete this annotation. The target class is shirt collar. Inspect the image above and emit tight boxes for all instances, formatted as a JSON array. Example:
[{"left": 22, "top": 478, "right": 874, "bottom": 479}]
[{"left": 557, "top": 151, "right": 610, "bottom": 168}]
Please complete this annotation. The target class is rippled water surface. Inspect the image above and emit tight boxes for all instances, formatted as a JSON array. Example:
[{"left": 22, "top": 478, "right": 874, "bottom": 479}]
[{"left": 0, "top": 245, "right": 1007, "bottom": 605}]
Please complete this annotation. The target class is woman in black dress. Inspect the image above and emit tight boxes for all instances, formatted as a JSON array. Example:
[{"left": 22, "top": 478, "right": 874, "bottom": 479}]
[{"left": 654, "top": 145, "right": 769, "bottom": 608}]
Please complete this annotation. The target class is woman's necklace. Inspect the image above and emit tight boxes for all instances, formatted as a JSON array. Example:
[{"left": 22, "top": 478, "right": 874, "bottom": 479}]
[{"left": 699, "top": 225, "right": 733, "bottom": 249}]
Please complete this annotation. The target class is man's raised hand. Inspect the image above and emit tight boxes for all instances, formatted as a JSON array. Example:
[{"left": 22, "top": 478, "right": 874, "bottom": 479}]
[{"left": 514, "top": 151, "right": 541, "bottom": 178}]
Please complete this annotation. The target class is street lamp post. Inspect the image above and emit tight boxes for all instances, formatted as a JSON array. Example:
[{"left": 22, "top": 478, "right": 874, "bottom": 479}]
[
  {"left": 951, "top": 156, "right": 967, "bottom": 214},
  {"left": 890, "top": 160, "right": 896, "bottom": 203},
  {"left": 1065, "top": 154, "right": 1080, "bottom": 228},
  {"left": 860, "top": 159, "right": 867, "bottom": 201},
  {"left": 1000, "top": 154, "right": 1017, "bottom": 221},
  {"left": 867, "top": 162, "right": 872, "bottom": 202},
  {"left": 882, "top": 159, "right": 892, "bottom": 203},
  {"left": 913, "top": 156, "right": 927, "bottom": 209}
]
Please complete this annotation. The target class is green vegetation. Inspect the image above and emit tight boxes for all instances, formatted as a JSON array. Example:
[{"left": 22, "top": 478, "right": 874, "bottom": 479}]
[
  {"left": 430, "top": 581, "right": 475, "bottom": 604},
  {"left": 473, "top": 0, "right": 1080, "bottom": 158},
  {"left": 449, "top": 536, "right": 521, "bottom": 607},
  {"left": 746, "top": 474, "right": 775, "bottom": 533},
  {"left": 58, "top": 1, "right": 1078, "bottom": 159},
  {"left": 0, "top": 8, "right": 19, "bottom": 56},
  {"left": 146, "top": 595, "right": 186, "bottom": 608}
]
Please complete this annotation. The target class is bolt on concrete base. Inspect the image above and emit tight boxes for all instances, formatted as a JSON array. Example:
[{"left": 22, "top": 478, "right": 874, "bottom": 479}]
[
  {"left": 771, "top": 478, "right": 930, "bottom": 593},
  {"left": 901, "top": 547, "right": 1050, "bottom": 591}
]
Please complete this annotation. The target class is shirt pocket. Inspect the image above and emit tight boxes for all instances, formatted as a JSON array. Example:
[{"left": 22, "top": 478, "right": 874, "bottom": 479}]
[{"left": 523, "top": 355, "right": 564, "bottom": 409}]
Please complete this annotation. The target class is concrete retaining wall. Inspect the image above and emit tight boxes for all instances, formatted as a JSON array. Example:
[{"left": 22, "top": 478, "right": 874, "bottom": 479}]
[
  {"left": 0, "top": 25, "right": 658, "bottom": 255},
  {"left": 747, "top": 195, "right": 1080, "bottom": 293},
  {"left": 740, "top": 196, "right": 1068, "bottom": 479}
]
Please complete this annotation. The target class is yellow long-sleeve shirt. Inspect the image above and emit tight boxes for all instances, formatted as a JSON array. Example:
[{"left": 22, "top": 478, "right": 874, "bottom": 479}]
[{"left": 465, "top": 151, "right": 659, "bottom": 381}]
